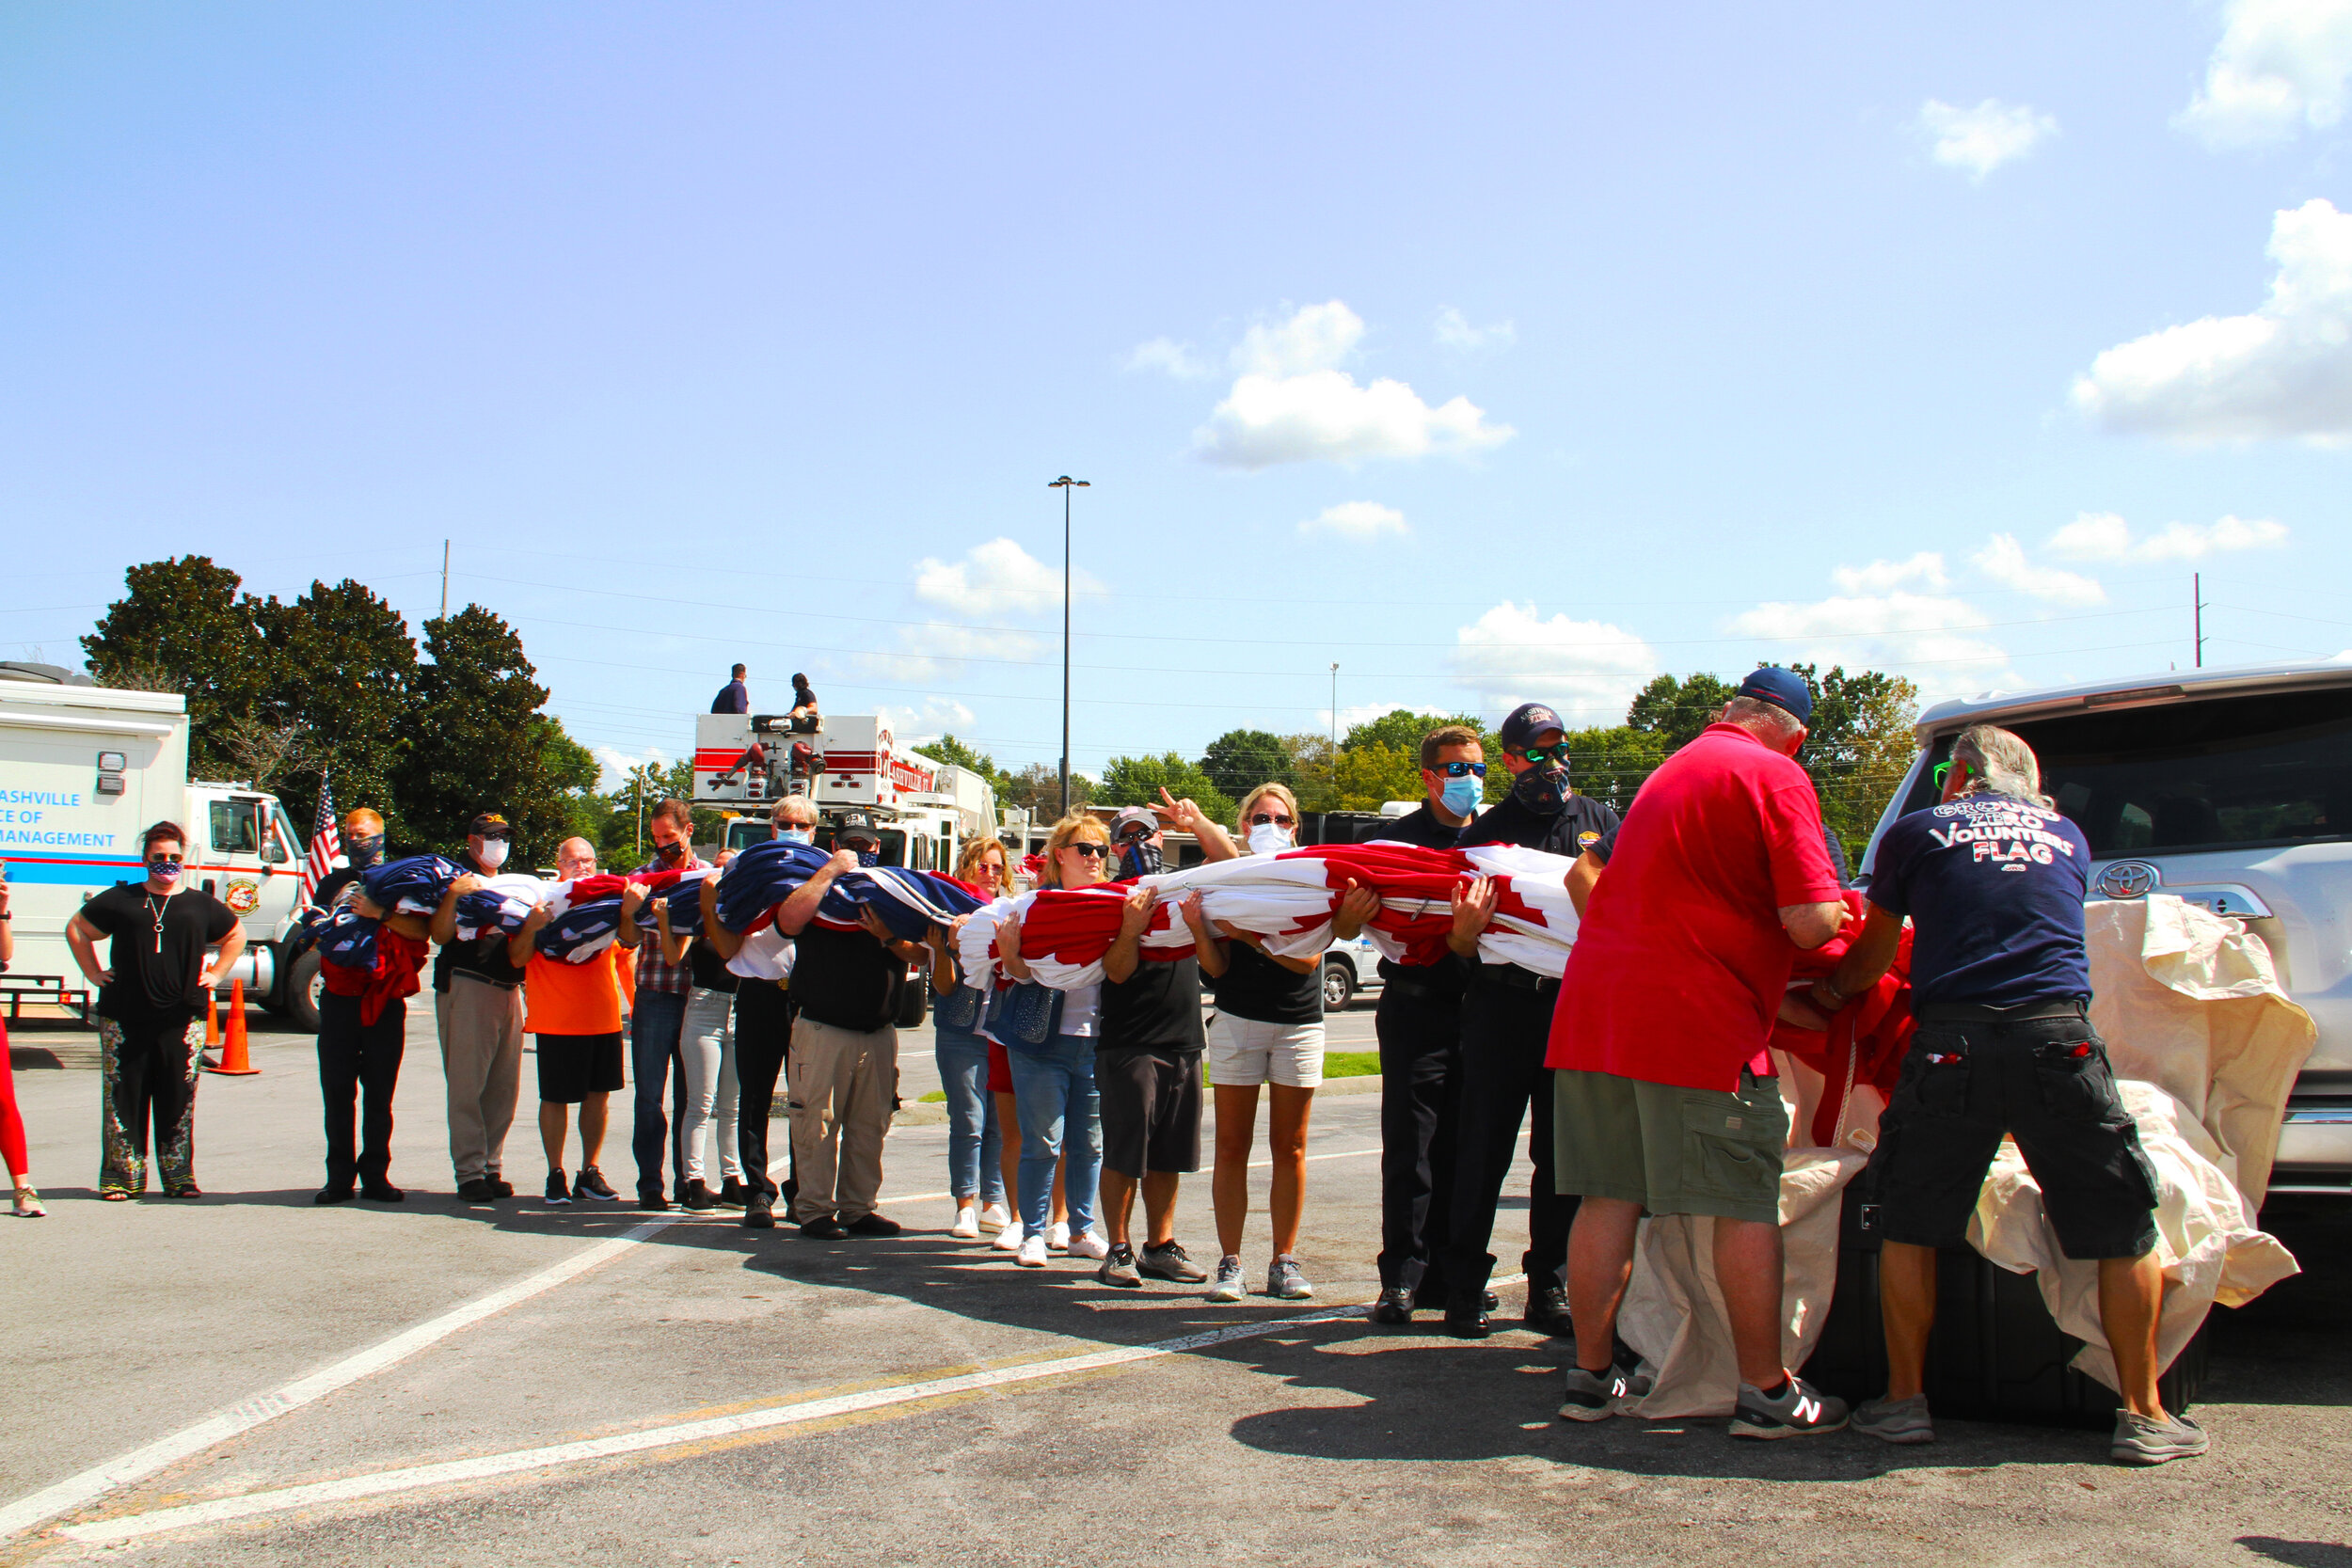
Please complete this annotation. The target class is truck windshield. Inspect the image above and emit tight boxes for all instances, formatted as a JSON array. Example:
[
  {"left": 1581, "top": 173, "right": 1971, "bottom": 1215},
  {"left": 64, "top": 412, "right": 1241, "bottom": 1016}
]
[{"left": 1900, "top": 685, "right": 2352, "bottom": 856}]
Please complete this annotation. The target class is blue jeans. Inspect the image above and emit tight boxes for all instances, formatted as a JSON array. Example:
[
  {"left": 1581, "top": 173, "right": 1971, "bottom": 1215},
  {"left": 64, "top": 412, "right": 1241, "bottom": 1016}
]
[
  {"left": 1006, "top": 1030, "right": 1102, "bottom": 1238},
  {"left": 629, "top": 990, "right": 691, "bottom": 1200},
  {"left": 934, "top": 1024, "right": 1006, "bottom": 1206}
]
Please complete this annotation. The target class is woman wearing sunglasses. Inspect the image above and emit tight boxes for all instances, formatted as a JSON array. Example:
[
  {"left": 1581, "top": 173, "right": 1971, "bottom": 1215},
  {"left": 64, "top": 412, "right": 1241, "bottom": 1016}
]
[
  {"left": 990, "top": 812, "right": 1111, "bottom": 1268},
  {"left": 1201, "top": 784, "right": 1378, "bottom": 1302},
  {"left": 932, "top": 834, "right": 1016, "bottom": 1241}
]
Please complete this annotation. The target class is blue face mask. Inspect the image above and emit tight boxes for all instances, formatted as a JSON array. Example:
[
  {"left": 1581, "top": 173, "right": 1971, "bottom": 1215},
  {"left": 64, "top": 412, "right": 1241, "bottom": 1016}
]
[
  {"left": 344, "top": 835, "right": 384, "bottom": 870},
  {"left": 853, "top": 847, "right": 881, "bottom": 868},
  {"left": 1440, "top": 775, "right": 1483, "bottom": 816}
]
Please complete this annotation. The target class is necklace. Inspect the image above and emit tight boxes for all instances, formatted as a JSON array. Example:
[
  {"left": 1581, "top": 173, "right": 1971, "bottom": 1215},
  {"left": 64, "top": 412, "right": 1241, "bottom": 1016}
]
[{"left": 145, "top": 887, "right": 173, "bottom": 954}]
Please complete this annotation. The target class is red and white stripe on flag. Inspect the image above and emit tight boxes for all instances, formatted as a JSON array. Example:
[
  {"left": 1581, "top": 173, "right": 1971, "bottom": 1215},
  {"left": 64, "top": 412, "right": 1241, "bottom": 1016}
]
[{"left": 297, "top": 774, "right": 341, "bottom": 907}]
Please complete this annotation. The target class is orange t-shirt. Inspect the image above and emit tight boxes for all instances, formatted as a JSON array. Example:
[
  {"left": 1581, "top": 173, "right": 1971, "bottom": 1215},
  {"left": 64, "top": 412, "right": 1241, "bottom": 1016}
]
[{"left": 523, "top": 944, "right": 636, "bottom": 1036}]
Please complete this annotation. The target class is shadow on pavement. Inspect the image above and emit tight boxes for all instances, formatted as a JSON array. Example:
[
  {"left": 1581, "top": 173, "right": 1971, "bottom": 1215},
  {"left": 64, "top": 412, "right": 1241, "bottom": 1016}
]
[{"left": 2236, "top": 1541, "right": 2352, "bottom": 1568}]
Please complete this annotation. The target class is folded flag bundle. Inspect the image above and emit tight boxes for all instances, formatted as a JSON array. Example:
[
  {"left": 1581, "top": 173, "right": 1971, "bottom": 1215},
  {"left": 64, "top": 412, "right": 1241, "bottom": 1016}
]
[
  {"left": 358, "top": 854, "right": 466, "bottom": 914},
  {"left": 711, "top": 840, "right": 988, "bottom": 943},
  {"left": 533, "top": 870, "right": 690, "bottom": 963},
  {"left": 453, "top": 874, "right": 551, "bottom": 942},
  {"left": 630, "top": 867, "right": 720, "bottom": 939}
]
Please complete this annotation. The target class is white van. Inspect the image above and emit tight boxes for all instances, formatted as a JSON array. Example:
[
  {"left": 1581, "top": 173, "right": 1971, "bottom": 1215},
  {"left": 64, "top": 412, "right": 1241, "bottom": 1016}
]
[{"left": 1858, "top": 658, "right": 2352, "bottom": 1197}]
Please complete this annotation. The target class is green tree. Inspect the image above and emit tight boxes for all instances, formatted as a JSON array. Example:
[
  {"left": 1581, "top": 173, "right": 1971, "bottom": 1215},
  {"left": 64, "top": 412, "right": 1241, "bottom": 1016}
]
[
  {"left": 914, "top": 733, "right": 1007, "bottom": 789},
  {"left": 1199, "top": 728, "right": 1295, "bottom": 800},
  {"left": 255, "top": 578, "right": 419, "bottom": 841},
  {"left": 1626, "top": 672, "right": 1738, "bottom": 752},
  {"left": 1098, "top": 752, "right": 1234, "bottom": 824},
  {"left": 1000, "top": 763, "right": 1092, "bottom": 820},
  {"left": 1281, "top": 733, "right": 1340, "bottom": 813},
  {"left": 1330, "top": 743, "right": 1422, "bottom": 811},
  {"left": 1559, "top": 726, "right": 1671, "bottom": 815},
  {"left": 1341, "top": 707, "right": 1484, "bottom": 755},
  {"left": 1786, "top": 663, "right": 1920, "bottom": 850},
  {"left": 80, "top": 556, "right": 276, "bottom": 781},
  {"left": 398, "top": 605, "right": 579, "bottom": 859}
]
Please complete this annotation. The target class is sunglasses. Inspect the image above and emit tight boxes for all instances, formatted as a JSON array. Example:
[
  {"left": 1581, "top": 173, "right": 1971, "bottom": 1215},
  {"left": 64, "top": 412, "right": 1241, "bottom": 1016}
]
[
  {"left": 1114, "top": 828, "right": 1153, "bottom": 845},
  {"left": 1066, "top": 843, "right": 1110, "bottom": 859},
  {"left": 1429, "top": 761, "right": 1486, "bottom": 779},
  {"left": 1932, "top": 761, "right": 1967, "bottom": 787},
  {"left": 1248, "top": 813, "right": 1295, "bottom": 828},
  {"left": 1517, "top": 742, "right": 1573, "bottom": 766},
  {"left": 145, "top": 857, "right": 183, "bottom": 870}
]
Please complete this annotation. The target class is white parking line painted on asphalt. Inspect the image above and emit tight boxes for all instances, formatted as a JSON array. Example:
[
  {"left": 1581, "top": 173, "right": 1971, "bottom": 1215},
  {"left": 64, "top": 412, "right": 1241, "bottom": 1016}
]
[
  {"left": 62, "top": 1275, "right": 1529, "bottom": 1547},
  {"left": 0, "top": 1214, "right": 681, "bottom": 1544}
]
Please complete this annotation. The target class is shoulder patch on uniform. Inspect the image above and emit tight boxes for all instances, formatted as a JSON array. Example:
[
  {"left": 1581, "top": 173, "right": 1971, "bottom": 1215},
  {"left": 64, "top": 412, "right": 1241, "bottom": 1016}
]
[{"left": 1578, "top": 831, "right": 1600, "bottom": 849}]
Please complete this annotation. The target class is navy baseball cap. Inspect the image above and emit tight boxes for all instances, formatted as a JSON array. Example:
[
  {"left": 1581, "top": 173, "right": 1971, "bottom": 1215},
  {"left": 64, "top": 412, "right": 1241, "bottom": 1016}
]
[
  {"left": 1738, "top": 667, "right": 1814, "bottom": 724},
  {"left": 1499, "top": 703, "right": 1565, "bottom": 750}
]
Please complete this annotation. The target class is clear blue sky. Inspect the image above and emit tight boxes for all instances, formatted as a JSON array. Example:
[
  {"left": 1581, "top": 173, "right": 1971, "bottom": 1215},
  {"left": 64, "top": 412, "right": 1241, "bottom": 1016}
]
[{"left": 7, "top": 3, "right": 2348, "bottom": 785}]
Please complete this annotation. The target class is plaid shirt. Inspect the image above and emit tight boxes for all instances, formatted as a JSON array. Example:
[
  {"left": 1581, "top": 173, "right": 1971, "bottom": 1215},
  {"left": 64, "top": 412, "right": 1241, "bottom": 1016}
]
[{"left": 630, "top": 851, "right": 707, "bottom": 995}]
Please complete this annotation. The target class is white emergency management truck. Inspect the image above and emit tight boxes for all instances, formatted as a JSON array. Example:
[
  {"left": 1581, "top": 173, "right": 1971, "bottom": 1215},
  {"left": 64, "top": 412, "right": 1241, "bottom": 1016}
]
[
  {"left": 691, "top": 711, "right": 999, "bottom": 868},
  {"left": 0, "top": 665, "right": 310, "bottom": 1024}
]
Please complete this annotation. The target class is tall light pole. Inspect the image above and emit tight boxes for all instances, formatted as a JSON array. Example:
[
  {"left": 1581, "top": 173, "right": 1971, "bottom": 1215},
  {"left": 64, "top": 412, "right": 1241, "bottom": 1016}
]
[{"left": 1049, "top": 476, "right": 1089, "bottom": 817}]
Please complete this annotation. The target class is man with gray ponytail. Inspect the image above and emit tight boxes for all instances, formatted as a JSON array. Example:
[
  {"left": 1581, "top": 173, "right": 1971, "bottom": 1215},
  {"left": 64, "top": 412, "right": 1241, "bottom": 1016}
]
[{"left": 1804, "top": 723, "right": 2197, "bottom": 1465}]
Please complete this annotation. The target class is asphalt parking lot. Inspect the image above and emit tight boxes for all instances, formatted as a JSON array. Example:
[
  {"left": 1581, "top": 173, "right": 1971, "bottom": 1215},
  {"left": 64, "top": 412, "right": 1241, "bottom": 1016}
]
[{"left": 3, "top": 1003, "right": 2347, "bottom": 1567}]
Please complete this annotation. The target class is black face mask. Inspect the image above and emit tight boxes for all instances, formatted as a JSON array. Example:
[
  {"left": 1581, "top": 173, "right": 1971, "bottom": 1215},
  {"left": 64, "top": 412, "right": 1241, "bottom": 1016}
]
[
  {"left": 1511, "top": 765, "right": 1572, "bottom": 817},
  {"left": 1118, "top": 840, "right": 1163, "bottom": 879},
  {"left": 344, "top": 835, "right": 385, "bottom": 870}
]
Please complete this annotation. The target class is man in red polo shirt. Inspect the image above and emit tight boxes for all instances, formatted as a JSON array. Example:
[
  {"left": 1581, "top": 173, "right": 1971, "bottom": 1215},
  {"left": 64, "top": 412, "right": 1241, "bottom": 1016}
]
[{"left": 1547, "top": 667, "right": 1851, "bottom": 1439}]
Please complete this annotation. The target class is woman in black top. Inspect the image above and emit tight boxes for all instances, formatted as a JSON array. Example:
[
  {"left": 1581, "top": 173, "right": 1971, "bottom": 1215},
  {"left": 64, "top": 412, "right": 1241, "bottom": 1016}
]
[{"left": 1203, "top": 784, "right": 1378, "bottom": 1303}]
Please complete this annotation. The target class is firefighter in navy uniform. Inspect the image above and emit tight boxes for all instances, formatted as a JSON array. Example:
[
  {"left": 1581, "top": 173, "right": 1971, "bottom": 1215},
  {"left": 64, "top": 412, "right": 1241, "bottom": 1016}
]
[
  {"left": 1438, "top": 702, "right": 1618, "bottom": 1338},
  {"left": 1357, "top": 723, "right": 1491, "bottom": 1327}
]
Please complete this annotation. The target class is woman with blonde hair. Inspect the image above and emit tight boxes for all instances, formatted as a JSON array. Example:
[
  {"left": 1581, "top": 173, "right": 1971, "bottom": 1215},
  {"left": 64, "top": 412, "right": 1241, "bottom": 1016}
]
[
  {"left": 990, "top": 811, "right": 1112, "bottom": 1267},
  {"left": 929, "top": 833, "right": 1018, "bottom": 1239}
]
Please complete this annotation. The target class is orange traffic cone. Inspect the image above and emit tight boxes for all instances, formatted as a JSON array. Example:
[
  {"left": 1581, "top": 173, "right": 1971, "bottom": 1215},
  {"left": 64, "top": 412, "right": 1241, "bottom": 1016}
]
[
  {"left": 204, "top": 991, "right": 221, "bottom": 1052},
  {"left": 206, "top": 979, "right": 261, "bottom": 1076}
]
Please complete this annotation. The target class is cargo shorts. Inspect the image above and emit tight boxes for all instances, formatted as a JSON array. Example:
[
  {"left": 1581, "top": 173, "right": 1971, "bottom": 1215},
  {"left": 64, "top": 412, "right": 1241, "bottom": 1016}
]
[
  {"left": 1553, "top": 1066, "right": 1788, "bottom": 1225},
  {"left": 1867, "top": 1012, "right": 2159, "bottom": 1261}
]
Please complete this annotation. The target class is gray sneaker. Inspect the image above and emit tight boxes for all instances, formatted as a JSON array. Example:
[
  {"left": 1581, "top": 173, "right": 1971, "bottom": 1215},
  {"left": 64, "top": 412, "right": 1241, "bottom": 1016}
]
[
  {"left": 1097, "top": 1243, "right": 1141, "bottom": 1289},
  {"left": 2111, "top": 1409, "right": 2208, "bottom": 1466},
  {"left": 1728, "top": 1375, "right": 1849, "bottom": 1440},
  {"left": 1139, "top": 1241, "right": 1209, "bottom": 1284},
  {"left": 1853, "top": 1395, "right": 1935, "bottom": 1445},
  {"left": 1206, "top": 1255, "right": 1246, "bottom": 1302},
  {"left": 1266, "top": 1255, "right": 1313, "bottom": 1301},
  {"left": 1557, "top": 1364, "right": 1628, "bottom": 1423}
]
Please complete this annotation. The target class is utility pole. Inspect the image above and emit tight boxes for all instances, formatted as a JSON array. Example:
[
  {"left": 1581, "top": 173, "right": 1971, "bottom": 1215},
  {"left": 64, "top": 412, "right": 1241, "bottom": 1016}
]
[
  {"left": 2194, "top": 572, "right": 2206, "bottom": 669},
  {"left": 634, "top": 771, "right": 644, "bottom": 860},
  {"left": 439, "top": 540, "right": 451, "bottom": 621},
  {"left": 1048, "top": 476, "right": 1089, "bottom": 818},
  {"left": 1329, "top": 662, "right": 1339, "bottom": 752}
]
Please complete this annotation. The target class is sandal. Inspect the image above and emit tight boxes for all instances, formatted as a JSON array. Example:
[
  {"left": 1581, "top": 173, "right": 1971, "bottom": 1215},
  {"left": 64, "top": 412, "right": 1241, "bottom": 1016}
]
[
  {"left": 12, "top": 1186, "right": 43, "bottom": 1218},
  {"left": 100, "top": 1188, "right": 133, "bottom": 1202}
]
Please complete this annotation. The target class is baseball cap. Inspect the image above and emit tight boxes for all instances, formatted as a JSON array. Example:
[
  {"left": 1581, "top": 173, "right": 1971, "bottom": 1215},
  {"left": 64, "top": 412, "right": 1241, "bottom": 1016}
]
[
  {"left": 836, "top": 810, "right": 880, "bottom": 844},
  {"left": 1498, "top": 703, "right": 1565, "bottom": 751},
  {"left": 1109, "top": 806, "right": 1158, "bottom": 842},
  {"left": 1738, "top": 667, "right": 1814, "bottom": 724},
  {"left": 468, "top": 812, "right": 510, "bottom": 838}
]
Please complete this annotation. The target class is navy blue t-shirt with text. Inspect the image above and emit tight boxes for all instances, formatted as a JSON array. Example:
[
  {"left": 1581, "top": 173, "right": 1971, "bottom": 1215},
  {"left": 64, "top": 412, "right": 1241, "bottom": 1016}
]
[{"left": 1868, "top": 794, "right": 2092, "bottom": 1008}]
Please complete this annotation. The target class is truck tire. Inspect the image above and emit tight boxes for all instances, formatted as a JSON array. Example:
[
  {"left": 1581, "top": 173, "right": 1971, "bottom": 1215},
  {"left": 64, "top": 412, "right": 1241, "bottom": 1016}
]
[
  {"left": 1321, "top": 959, "right": 1355, "bottom": 1013},
  {"left": 284, "top": 949, "right": 325, "bottom": 1034},
  {"left": 896, "top": 978, "right": 929, "bottom": 1030}
]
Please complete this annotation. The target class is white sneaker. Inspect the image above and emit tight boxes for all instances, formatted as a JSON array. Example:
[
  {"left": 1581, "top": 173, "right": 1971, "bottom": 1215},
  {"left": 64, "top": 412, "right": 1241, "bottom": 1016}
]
[
  {"left": 1016, "top": 1234, "right": 1049, "bottom": 1268},
  {"left": 1207, "top": 1255, "right": 1246, "bottom": 1302},
  {"left": 992, "top": 1220, "right": 1025, "bottom": 1253},
  {"left": 950, "top": 1207, "right": 980, "bottom": 1240},
  {"left": 980, "top": 1201, "right": 1012, "bottom": 1230},
  {"left": 1068, "top": 1228, "right": 1109, "bottom": 1260},
  {"left": 1047, "top": 1221, "right": 1072, "bottom": 1252}
]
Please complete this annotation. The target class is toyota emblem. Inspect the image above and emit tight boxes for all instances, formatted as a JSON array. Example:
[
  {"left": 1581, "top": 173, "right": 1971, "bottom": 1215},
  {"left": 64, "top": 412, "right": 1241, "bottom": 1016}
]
[{"left": 2096, "top": 861, "right": 2159, "bottom": 899}]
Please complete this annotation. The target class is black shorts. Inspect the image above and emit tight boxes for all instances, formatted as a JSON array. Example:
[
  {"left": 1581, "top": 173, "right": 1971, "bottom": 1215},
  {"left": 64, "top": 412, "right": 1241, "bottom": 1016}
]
[
  {"left": 1867, "top": 1013, "right": 2159, "bottom": 1260},
  {"left": 536, "top": 1031, "right": 627, "bottom": 1103},
  {"left": 1096, "top": 1045, "right": 1202, "bottom": 1178}
]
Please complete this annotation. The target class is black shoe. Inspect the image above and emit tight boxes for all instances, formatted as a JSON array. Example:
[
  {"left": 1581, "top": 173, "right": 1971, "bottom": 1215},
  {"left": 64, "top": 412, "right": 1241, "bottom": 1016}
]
[
  {"left": 572, "top": 1167, "right": 618, "bottom": 1202},
  {"left": 801, "top": 1216, "right": 849, "bottom": 1241},
  {"left": 360, "top": 1183, "right": 405, "bottom": 1203},
  {"left": 742, "top": 1201, "right": 776, "bottom": 1230},
  {"left": 1369, "top": 1288, "right": 1415, "bottom": 1326},
  {"left": 545, "top": 1170, "right": 572, "bottom": 1206},
  {"left": 1524, "top": 1282, "right": 1574, "bottom": 1338},
  {"left": 680, "top": 1180, "right": 721, "bottom": 1212},
  {"left": 315, "top": 1186, "right": 356, "bottom": 1206},
  {"left": 1443, "top": 1301, "right": 1492, "bottom": 1339},
  {"left": 638, "top": 1192, "right": 673, "bottom": 1212},
  {"left": 456, "top": 1179, "right": 497, "bottom": 1203},
  {"left": 717, "top": 1179, "right": 754, "bottom": 1210},
  {"left": 491, "top": 1178, "right": 516, "bottom": 1199},
  {"left": 846, "top": 1212, "right": 901, "bottom": 1237}
]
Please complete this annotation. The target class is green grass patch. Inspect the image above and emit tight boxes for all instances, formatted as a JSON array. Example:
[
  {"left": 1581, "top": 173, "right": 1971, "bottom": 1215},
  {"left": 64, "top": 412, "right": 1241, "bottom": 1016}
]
[
  {"left": 1324, "top": 1051, "right": 1381, "bottom": 1079},
  {"left": 917, "top": 1089, "right": 947, "bottom": 1103}
]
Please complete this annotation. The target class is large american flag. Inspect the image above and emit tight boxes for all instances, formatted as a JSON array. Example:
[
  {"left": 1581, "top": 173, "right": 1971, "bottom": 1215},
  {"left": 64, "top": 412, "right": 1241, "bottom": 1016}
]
[{"left": 297, "top": 772, "right": 341, "bottom": 908}]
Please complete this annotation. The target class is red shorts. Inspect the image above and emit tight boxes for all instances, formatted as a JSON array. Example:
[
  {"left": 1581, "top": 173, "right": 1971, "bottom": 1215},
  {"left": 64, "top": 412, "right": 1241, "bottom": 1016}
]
[{"left": 986, "top": 1039, "right": 1014, "bottom": 1096}]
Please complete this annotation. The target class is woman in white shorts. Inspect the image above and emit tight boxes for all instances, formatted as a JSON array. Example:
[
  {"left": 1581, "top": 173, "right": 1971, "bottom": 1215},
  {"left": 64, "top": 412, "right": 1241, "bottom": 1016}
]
[{"left": 1203, "top": 783, "right": 1374, "bottom": 1303}]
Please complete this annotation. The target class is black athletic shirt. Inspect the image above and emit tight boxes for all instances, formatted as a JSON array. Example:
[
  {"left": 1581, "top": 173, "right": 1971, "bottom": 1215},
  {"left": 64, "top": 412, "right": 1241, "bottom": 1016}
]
[
  {"left": 1101, "top": 954, "right": 1205, "bottom": 1054},
  {"left": 1211, "top": 939, "right": 1322, "bottom": 1025},
  {"left": 788, "top": 923, "right": 901, "bottom": 1031},
  {"left": 1372, "top": 801, "right": 1480, "bottom": 991},
  {"left": 79, "top": 883, "right": 238, "bottom": 1022},
  {"left": 1454, "top": 788, "right": 1619, "bottom": 860},
  {"left": 687, "top": 936, "right": 739, "bottom": 994},
  {"left": 434, "top": 851, "right": 528, "bottom": 992}
]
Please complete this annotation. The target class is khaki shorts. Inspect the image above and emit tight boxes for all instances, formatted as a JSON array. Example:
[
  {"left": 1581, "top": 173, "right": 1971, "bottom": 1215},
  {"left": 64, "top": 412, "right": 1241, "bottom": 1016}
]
[
  {"left": 1206, "top": 1012, "right": 1327, "bottom": 1088},
  {"left": 1553, "top": 1067, "right": 1787, "bottom": 1225}
]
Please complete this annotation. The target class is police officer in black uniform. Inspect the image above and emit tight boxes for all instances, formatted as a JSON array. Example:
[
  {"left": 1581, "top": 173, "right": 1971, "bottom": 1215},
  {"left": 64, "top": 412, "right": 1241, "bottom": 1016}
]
[
  {"left": 1440, "top": 702, "right": 1618, "bottom": 1338},
  {"left": 1360, "top": 723, "right": 1492, "bottom": 1325}
]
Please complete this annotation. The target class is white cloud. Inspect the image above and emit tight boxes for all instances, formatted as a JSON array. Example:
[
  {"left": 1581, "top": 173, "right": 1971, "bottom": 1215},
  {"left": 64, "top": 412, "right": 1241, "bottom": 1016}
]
[
  {"left": 1446, "top": 601, "right": 1658, "bottom": 723},
  {"left": 1126, "top": 336, "right": 1214, "bottom": 378},
  {"left": 1919, "top": 97, "right": 2058, "bottom": 180},
  {"left": 1299, "top": 500, "right": 1407, "bottom": 539},
  {"left": 1434, "top": 308, "right": 1517, "bottom": 352},
  {"left": 2178, "top": 0, "right": 2352, "bottom": 148},
  {"left": 874, "top": 698, "right": 977, "bottom": 751},
  {"left": 2072, "top": 199, "right": 2352, "bottom": 443},
  {"left": 1724, "top": 591, "right": 2014, "bottom": 702},
  {"left": 2045, "top": 510, "right": 2291, "bottom": 563},
  {"left": 595, "top": 744, "right": 671, "bottom": 792},
  {"left": 913, "top": 537, "right": 1103, "bottom": 617},
  {"left": 1197, "top": 370, "right": 1514, "bottom": 468},
  {"left": 1231, "top": 300, "right": 1365, "bottom": 376},
  {"left": 1832, "top": 552, "right": 1948, "bottom": 594},
  {"left": 1971, "top": 533, "right": 2106, "bottom": 605}
]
